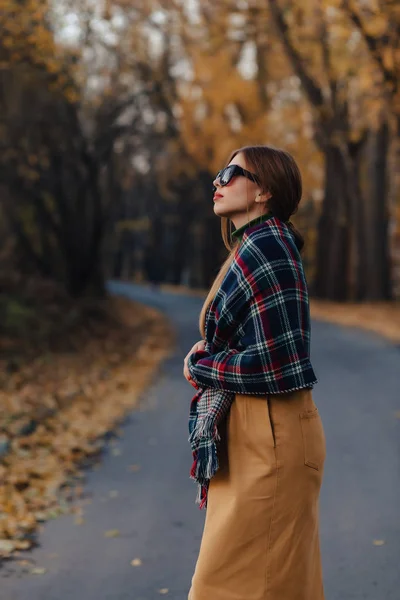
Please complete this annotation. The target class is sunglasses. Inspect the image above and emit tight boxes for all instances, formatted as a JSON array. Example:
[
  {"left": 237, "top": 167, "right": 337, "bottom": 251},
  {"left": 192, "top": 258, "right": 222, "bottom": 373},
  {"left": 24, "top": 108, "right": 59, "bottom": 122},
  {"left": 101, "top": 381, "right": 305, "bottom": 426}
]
[{"left": 213, "top": 165, "right": 259, "bottom": 193}]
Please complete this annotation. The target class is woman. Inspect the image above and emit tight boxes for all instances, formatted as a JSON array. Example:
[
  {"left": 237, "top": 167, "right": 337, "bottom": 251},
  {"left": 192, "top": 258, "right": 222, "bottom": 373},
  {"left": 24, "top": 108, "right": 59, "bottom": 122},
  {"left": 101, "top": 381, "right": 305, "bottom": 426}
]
[{"left": 183, "top": 145, "right": 326, "bottom": 600}]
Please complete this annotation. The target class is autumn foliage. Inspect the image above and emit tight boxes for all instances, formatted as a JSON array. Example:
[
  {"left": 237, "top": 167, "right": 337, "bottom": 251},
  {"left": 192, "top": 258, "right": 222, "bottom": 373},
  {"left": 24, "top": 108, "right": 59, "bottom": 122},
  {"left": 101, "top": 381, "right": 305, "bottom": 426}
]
[{"left": 1, "top": 0, "right": 399, "bottom": 300}]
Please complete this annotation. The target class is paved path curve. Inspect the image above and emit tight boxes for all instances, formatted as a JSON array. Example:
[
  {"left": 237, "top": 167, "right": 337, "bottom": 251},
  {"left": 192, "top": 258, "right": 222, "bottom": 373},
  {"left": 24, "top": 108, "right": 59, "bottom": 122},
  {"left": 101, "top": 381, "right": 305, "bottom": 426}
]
[{"left": 1, "top": 282, "right": 399, "bottom": 600}]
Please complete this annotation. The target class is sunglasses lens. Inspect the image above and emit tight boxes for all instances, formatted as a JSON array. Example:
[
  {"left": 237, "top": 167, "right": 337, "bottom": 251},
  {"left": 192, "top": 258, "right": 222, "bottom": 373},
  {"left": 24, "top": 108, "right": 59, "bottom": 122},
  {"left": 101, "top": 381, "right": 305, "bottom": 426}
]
[{"left": 220, "top": 166, "right": 234, "bottom": 186}]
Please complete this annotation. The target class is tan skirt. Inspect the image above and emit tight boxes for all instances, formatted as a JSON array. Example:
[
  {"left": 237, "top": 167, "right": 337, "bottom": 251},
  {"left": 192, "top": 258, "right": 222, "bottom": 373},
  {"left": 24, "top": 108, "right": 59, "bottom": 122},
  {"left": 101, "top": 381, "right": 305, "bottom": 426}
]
[{"left": 188, "top": 388, "right": 326, "bottom": 600}]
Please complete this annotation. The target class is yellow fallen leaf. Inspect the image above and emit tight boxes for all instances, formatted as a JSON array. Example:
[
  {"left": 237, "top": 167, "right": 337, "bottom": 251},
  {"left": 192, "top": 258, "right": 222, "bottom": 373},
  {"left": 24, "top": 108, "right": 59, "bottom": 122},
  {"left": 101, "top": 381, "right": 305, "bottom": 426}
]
[
  {"left": 104, "top": 529, "right": 120, "bottom": 538},
  {"left": 15, "top": 540, "right": 31, "bottom": 550},
  {"left": 158, "top": 589, "right": 169, "bottom": 595},
  {"left": 373, "top": 539, "right": 385, "bottom": 546},
  {"left": 131, "top": 558, "right": 142, "bottom": 567},
  {"left": 31, "top": 567, "right": 47, "bottom": 575},
  {"left": 0, "top": 540, "right": 16, "bottom": 554}
]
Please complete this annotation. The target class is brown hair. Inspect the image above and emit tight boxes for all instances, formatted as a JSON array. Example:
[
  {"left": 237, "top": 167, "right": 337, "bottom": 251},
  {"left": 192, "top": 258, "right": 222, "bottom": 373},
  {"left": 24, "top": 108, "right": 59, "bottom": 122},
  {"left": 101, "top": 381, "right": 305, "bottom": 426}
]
[{"left": 199, "top": 145, "right": 304, "bottom": 337}]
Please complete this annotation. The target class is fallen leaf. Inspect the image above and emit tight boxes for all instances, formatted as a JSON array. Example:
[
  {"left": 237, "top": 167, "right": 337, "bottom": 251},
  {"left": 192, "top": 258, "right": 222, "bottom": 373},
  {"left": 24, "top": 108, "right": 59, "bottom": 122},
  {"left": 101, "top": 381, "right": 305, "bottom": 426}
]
[
  {"left": 15, "top": 540, "right": 31, "bottom": 550},
  {"left": 131, "top": 558, "right": 142, "bottom": 567},
  {"left": 75, "top": 517, "right": 85, "bottom": 525},
  {"left": 158, "top": 589, "right": 169, "bottom": 595},
  {"left": 0, "top": 539, "right": 16, "bottom": 554},
  {"left": 31, "top": 567, "right": 47, "bottom": 575},
  {"left": 128, "top": 464, "right": 141, "bottom": 472},
  {"left": 373, "top": 539, "right": 385, "bottom": 546},
  {"left": 18, "top": 559, "right": 33, "bottom": 567},
  {"left": 105, "top": 529, "right": 120, "bottom": 538}
]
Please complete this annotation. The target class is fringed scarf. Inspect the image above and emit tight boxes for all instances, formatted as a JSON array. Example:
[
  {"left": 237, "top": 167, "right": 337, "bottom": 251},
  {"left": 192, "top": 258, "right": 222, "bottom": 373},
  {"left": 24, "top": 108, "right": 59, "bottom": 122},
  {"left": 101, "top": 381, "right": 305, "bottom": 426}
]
[{"left": 187, "top": 217, "right": 317, "bottom": 508}]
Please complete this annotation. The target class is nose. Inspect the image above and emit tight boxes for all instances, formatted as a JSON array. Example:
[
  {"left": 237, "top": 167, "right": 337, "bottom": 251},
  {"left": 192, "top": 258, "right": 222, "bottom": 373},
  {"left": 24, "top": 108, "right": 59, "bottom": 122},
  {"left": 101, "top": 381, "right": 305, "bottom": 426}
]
[{"left": 213, "top": 176, "right": 221, "bottom": 190}]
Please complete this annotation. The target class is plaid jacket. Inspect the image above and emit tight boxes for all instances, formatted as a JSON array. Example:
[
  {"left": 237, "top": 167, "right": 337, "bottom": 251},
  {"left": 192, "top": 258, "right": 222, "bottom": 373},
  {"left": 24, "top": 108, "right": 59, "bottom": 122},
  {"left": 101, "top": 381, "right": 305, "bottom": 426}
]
[{"left": 187, "top": 216, "right": 317, "bottom": 508}]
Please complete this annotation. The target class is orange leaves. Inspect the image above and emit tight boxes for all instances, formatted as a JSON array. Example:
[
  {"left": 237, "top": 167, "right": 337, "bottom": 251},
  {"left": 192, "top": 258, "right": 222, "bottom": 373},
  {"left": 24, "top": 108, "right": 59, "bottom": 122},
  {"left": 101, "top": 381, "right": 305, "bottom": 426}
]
[
  {"left": 0, "top": 294, "right": 172, "bottom": 556},
  {"left": 0, "top": 0, "right": 82, "bottom": 104}
]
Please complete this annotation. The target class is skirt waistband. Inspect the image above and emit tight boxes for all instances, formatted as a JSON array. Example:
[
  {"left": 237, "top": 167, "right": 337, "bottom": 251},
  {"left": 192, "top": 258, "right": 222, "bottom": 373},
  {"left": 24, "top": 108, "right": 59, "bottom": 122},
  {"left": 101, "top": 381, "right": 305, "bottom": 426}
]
[{"left": 235, "top": 387, "right": 317, "bottom": 417}]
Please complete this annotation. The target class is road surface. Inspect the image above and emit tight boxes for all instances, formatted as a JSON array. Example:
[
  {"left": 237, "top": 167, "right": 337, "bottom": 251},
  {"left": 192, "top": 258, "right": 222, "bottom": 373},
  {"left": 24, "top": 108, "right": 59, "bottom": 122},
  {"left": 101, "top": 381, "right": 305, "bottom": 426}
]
[{"left": 1, "top": 282, "right": 399, "bottom": 599}]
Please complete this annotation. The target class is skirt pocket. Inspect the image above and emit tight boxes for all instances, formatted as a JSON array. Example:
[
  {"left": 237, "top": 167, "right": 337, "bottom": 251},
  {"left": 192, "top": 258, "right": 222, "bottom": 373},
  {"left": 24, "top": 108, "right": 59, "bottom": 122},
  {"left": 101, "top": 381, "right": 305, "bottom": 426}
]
[
  {"left": 299, "top": 408, "right": 326, "bottom": 471},
  {"left": 234, "top": 394, "right": 276, "bottom": 463}
]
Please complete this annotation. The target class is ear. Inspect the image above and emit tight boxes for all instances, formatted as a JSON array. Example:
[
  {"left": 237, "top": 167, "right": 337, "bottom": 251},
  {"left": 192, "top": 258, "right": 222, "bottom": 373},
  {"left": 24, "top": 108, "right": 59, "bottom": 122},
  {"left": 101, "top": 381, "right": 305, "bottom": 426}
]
[{"left": 255, "top": 190, "right": 272, "bottom": 203}]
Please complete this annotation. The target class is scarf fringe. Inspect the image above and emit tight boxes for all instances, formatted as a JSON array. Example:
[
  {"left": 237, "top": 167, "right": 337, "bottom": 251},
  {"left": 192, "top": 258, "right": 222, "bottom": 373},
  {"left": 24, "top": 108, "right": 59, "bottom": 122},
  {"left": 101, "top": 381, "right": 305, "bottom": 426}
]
[
  {"left": 189, "top": 438, "right": 219, "bottom": 483},
  {"left": 188, "top": 415, "right": 221, "bottom": 508},
  {"left": 195, "top": 482, "right": 209, "bottom": 509},
  {"left": 189, "top": 414, "right": 221, "bottom": 447}
]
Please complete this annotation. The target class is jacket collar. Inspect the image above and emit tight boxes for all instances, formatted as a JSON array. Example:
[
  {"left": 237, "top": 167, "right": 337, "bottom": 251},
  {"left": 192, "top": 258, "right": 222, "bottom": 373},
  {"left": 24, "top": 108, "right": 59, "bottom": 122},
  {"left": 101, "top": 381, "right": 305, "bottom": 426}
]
[{"left": 231, "top": 211, "right": 274, "bottom": 243}]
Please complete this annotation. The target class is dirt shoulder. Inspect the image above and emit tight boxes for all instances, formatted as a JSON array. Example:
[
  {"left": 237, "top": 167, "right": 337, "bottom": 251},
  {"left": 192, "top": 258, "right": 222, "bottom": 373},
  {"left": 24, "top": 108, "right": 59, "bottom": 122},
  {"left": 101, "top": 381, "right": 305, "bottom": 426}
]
[
  {"left": 0, "top": 292, "right": 173, "bottom": 557},
  {"left": 310, "top": 300, "right": 400, "bottom": 344}
]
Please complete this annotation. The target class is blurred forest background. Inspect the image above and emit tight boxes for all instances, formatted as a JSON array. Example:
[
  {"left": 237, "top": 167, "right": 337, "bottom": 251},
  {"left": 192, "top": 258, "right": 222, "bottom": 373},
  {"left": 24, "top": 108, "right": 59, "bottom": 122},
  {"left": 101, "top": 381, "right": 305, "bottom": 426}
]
[
  {"left": 1, "top": 0, "right": 400, "bottom": 306},
  {"left": 0, "top": 0, "right": 400, "bottom": 552}
]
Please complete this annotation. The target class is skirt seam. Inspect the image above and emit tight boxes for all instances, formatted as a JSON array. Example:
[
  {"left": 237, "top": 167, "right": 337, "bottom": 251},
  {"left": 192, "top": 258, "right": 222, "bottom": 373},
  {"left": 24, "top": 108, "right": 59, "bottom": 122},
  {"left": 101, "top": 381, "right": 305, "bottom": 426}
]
[{"left": 264, "top": 454, "right": 280, "bottom": 599}]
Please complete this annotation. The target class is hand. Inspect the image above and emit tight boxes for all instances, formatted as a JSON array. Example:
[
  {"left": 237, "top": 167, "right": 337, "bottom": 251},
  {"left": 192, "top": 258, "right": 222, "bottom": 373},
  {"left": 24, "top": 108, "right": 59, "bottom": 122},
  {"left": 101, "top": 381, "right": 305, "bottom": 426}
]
[{"left": 183, "top": 340, "right": 206, "bottom": 383}]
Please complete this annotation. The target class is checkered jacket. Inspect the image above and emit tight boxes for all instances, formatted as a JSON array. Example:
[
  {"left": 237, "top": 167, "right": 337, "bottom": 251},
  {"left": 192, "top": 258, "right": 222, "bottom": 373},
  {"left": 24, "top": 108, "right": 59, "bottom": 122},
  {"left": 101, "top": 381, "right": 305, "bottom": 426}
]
[{"left": 187, "top": 216, "right": 317, "bottom": 508}]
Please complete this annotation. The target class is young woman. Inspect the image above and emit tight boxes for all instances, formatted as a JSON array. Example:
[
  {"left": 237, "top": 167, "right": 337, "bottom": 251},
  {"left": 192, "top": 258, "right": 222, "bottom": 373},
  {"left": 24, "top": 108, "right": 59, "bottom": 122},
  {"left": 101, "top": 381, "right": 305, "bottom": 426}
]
[{"left": 183, "top": 145, "right": 326, "bottom": 600}]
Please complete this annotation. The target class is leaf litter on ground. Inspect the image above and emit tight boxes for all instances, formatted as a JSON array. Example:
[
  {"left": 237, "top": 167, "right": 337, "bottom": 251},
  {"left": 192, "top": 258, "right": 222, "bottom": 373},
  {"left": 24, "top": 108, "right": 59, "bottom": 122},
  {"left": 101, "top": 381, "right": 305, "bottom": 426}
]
[{"left": 0, "top": 278, "right": 173, "bottom": 557}]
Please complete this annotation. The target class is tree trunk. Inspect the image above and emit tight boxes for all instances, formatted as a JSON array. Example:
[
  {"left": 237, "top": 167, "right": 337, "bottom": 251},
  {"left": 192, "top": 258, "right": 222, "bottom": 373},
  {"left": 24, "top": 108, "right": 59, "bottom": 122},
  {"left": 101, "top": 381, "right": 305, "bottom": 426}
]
[
  {"left": 144, "top": 216, "right": 164, "bottom": 285},
  {"left": 345, "top": 138, "right": 368, "bottom": 300},
  {"left": 363, "top": 121, "right": 392, "bottom": 299},
  {"left": 314, "top": 145, "right": 351, "bottom": 300}
]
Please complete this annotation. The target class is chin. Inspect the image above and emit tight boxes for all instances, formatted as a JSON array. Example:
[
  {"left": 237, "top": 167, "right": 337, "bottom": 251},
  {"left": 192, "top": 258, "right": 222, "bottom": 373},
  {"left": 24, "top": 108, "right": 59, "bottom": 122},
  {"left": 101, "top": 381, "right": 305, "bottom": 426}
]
[{"left": 213, "top": 204, "right": 232, "bottom": 219}]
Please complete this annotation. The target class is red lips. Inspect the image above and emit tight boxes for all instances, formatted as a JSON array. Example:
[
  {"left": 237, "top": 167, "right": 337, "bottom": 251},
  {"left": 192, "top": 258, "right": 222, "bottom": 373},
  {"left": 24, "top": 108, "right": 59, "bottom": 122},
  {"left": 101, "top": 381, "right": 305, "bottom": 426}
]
[{"left": 213, "top": 193, "right": 223, "bottom": 201}]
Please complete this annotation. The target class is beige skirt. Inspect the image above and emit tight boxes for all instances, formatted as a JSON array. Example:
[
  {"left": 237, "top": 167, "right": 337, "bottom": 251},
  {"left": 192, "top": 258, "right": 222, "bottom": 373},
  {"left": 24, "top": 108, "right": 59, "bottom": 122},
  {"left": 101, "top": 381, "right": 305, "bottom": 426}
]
[{"left": 188, "top": 388, "right": 326, "bottom": 600}]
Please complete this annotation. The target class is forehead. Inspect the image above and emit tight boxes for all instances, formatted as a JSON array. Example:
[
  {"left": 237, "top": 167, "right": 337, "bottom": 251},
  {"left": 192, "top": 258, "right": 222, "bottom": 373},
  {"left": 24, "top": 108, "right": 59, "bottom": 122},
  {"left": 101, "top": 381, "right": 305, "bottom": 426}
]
[{"left": 227, "top": 152, "right": 246, "bottom": 169}]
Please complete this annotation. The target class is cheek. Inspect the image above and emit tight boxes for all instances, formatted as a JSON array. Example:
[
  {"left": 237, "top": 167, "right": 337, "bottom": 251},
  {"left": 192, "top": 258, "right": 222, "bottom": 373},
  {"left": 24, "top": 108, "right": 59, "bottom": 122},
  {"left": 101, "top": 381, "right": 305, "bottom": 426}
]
[{"left": 226, "top": 180, "right": 248, "bottom": 204}]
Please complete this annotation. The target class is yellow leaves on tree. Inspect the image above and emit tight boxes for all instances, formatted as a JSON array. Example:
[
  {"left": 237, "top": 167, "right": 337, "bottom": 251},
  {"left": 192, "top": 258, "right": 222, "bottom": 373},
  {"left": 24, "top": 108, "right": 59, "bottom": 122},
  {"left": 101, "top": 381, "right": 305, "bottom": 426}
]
[
  {"left": 180, "top": 51, "right": 269, "bottom": 171},
  {"left": 0, "top": 0, "right": 80, "bottom": 101}
]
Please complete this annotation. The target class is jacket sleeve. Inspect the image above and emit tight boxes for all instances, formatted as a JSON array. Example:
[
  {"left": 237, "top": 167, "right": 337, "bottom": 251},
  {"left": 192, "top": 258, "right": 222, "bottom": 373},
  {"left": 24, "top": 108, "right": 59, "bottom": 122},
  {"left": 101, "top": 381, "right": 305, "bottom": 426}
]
[{"left": 187, "top": 228, "right": 316, "bottom": 395}]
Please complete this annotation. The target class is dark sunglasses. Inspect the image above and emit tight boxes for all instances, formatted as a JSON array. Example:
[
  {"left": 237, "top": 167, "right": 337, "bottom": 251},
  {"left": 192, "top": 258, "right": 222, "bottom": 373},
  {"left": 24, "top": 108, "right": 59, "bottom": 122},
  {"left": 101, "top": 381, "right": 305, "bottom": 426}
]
[{"left": 213, "top": 165, "right": 259, "bottom": 193}]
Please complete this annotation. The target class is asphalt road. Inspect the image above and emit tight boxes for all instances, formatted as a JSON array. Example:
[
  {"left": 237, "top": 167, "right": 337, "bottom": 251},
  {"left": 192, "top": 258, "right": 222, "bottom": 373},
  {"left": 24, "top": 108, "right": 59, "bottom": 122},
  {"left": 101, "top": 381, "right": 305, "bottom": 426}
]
[{"left": 1, "top": 282, "right": 400, "bottom": 600}]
